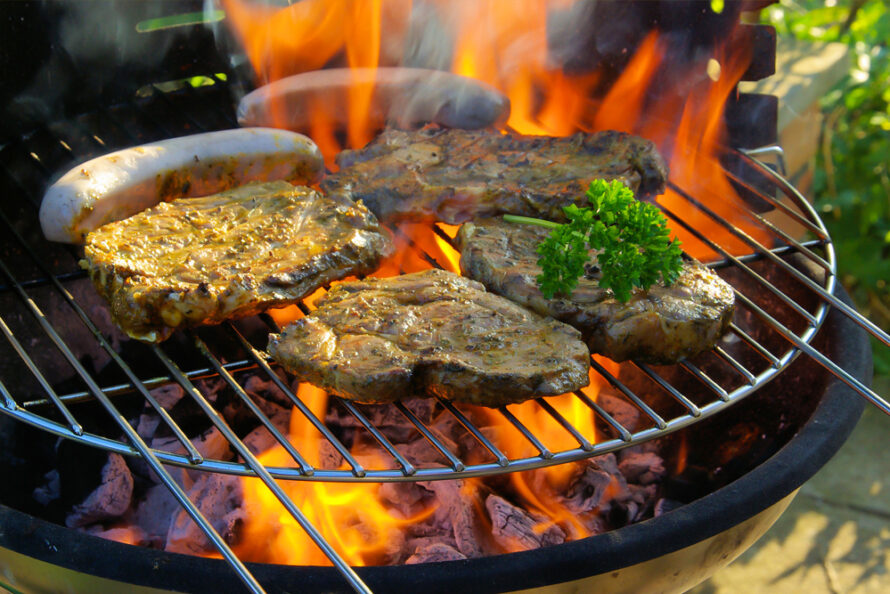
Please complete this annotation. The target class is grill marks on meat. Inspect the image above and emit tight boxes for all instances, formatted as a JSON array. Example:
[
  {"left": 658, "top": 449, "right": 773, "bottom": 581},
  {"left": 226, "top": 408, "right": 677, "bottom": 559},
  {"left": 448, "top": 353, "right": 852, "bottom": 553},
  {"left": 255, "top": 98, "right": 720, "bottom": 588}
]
[
  {"left": 321, "top": 127, "right": 668, "bottom": 224},
  {"left": 267, "top": 269, "right": 591, "bottom": 406},
  {"left": 81, "top": 181, "right": 393, "bottom": 343},
  {"left": 456, "top": 219, "right": 735, "bottom": 364}
]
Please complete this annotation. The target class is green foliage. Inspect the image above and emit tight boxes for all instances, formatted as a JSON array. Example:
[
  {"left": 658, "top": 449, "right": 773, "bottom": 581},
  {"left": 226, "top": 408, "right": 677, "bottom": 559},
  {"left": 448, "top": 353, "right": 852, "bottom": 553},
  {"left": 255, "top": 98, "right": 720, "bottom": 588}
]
[
  {"left": 764, "top": 0, "right": 890, "bottom": 373},
  {"left": 533, "top": 179, "right": 683, "bottom": 302}
]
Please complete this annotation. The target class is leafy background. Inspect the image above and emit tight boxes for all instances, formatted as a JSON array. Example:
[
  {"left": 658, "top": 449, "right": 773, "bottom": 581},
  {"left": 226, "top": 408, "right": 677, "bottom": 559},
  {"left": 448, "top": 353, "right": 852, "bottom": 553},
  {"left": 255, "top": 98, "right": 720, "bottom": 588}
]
[{"left": 761, "top": 0, "right": 890, "bottom": 383}]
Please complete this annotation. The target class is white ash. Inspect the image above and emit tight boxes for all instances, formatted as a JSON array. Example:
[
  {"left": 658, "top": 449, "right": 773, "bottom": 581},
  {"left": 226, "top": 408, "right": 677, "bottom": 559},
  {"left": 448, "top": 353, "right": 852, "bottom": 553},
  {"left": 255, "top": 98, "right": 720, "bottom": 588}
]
[
  {"left": 132, "top": 483, "right": 181, "bottom": 547},
  {"left": 150, "top": 426, "right": 233, "bottom": 487},
  {"left": 66, "top": 453, "right": 133, "bottom": 528},
  {"left": 486, "top": 494, "right": 566, "bottom": 551},
  {"left": 618, "top": 451, "right": 666, "bottom": 485},
  {"left": 165, "top": 473, "right": 244, "bottom": 555},
  {"left": 421, "top": 479, "right": 484, "bottom": 558},
  {"left": 406, "top": 542, "right": 467, "bottom": 564}
]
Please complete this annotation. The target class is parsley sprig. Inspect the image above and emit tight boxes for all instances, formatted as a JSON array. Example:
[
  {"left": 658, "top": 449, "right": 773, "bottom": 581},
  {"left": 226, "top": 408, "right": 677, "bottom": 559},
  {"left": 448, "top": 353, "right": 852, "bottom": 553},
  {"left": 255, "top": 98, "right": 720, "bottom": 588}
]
[{"left": 504, "top": 179, "right": 683, "bottom": 302}]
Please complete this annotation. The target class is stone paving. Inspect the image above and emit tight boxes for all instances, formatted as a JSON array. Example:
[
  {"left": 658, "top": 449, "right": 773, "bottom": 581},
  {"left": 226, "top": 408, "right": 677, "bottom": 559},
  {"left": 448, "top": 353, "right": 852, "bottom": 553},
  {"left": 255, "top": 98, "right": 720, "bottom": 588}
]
[{"left": 690, "top": 378, "right": 890, "bottom": 594}]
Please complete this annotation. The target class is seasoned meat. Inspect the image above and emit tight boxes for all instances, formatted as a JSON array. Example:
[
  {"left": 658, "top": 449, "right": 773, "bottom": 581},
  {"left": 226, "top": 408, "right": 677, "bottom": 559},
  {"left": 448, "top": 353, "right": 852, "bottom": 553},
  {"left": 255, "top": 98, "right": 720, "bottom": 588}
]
[
  {"left": 267, "top": 269, "right": 590, "bottom": 406},
  {"left": 81, "top": 181, "right": 393, "bottom": 343},
  {"left": 321, "top": 126, "right": 668, "bottom": 224},
  {"left": 456, "top": 219, "right": 735, "bottom": 364}
]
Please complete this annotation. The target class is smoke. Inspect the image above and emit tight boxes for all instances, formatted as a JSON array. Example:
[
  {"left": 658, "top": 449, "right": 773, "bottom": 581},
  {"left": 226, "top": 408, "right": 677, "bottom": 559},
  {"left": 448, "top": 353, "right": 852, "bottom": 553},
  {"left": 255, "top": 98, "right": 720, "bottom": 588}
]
[{"left": 4, "top": 2, "right": 216, "bottom": 132}]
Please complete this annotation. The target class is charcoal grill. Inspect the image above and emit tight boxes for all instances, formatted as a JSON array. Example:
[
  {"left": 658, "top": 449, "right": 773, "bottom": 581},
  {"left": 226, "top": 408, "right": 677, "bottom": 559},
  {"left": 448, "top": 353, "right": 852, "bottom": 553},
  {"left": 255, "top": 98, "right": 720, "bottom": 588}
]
[{"left": 0, "top": 2, "right": 887, "bottom": 593}]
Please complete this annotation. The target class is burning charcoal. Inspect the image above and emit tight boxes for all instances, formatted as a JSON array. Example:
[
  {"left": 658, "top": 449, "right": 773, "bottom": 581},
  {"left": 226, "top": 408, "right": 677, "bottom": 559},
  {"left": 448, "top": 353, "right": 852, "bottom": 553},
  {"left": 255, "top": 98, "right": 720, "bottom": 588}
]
[
  {"left": 133, "top": 484, "right": 182, "bottom": 548},
  {"left": 328, "top": 398, "right": 437, "bottom": 445},
  {"left": 149, "top": 426, "right": 233, "bottom": 485},
  {"left": 66, "top": 453, "right": 133, "bottom": 528},
  {"left": 135, "top": 412, "right": 161, "bottom": 442},
  {"left": 597, "top": 392, "right": 642, "bottom": 433},
  {"left": 152, "top": 383, "right": 186, "bottom": 409},
  {"left": 134, "top": 384, "right": 187, "bottom": 441},
  {"left": 0, "top": 280, "right": 126, "bottom": 392},
  {"left": 393, "top": 434, "right": 461, "bottom": 468},
  {"left": 237, "top": 67, "right": 510, "bottom": 133},
  {"left": 485, "top": 494, "right": 566, "bottom": 552},
  {"left": 618, "top": 451, "right": 666, "bottom": 485},
  {"left": 406, "top": 542, "right": 467, "bottom": 564},
  {"left": 85, "top": 525, "right": 147, "bottom": 547},
  {"left": 624, "top": 484, "right": 658, "bottom": 523},
  {"left": 243, "top": 373, "right": 292, "bottom": 410},
  {"left": 166, "top": 474, "right": 244, "bottom": 555},
  {"left": 150, "top": 427, "right": 226, "bottom": 465},
  {"left": 231, "top": 400, "right": 290, "bottom": 458},
  {"left": 32, "top": 469, "right": 61, "bottom": 506},
  {"left": 421, "top": 480, "right": 484, "bottom": 558},
  {"left": 194, "top": 377, "right": 226, "bottom": 404},
  {"left": 561, "top": 454, "right": 628, "bottom": 515},
  {"left": 378, "top": 482, "right": 432, "bottom": 519},
  {"left": 318, "top": 439, "right": 346, "bottom": 470},
  {"left": 241, "top": 425, "right": 280, "bottom": 457}
]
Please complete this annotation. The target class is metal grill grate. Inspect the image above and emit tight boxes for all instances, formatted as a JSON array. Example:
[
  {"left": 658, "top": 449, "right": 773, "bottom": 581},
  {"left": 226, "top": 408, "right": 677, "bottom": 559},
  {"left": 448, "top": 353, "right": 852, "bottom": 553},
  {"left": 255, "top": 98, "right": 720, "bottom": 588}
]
[{"left": 0, "top": 82, "right": 886, "bottom": 594}]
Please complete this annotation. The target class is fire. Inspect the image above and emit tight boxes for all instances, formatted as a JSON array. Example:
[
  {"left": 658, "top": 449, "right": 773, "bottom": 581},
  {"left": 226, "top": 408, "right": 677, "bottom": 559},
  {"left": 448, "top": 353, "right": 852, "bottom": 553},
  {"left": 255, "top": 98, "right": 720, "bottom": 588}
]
[
  {"left": 234, "top": 384, "right": 434, "bottom": 566},
  {"left": 193, "top": 0, "right": 775, "bottom": 567}
]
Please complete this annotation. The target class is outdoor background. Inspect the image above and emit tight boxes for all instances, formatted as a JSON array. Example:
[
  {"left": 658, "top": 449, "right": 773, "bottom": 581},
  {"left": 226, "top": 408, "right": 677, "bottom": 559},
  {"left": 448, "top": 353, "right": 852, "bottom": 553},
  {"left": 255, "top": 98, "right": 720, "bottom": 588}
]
[{"left": 693, "top": 1, "right": 890, "bottom": 592}]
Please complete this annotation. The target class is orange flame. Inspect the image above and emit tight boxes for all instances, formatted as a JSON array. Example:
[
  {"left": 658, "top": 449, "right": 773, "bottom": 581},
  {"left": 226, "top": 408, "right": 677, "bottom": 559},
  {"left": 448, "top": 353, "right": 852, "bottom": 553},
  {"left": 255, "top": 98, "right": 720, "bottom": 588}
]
[
  {"left": 234, "top": 384, "right": 435, "bottom": 566},
  {"left": 177, "top": 0, "right": 774, "bottom": 566}
]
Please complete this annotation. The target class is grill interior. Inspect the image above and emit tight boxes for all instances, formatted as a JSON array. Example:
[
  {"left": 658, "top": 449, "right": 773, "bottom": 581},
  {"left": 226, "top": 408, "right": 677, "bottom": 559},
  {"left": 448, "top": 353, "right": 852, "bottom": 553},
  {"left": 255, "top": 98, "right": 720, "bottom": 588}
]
[
  {"left": 0, "top": 76, "right": 868, "bottom": 593},
  {"left": 3, "top": 1, "right": 889, "bottom": 588}
]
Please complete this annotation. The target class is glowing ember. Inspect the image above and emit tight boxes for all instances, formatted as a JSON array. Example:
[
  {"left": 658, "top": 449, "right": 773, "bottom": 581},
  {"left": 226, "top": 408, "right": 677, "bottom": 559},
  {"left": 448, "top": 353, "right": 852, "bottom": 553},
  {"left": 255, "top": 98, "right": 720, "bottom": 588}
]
[{"left": 234, "top": 385, "right": 434, "bottom": 566}]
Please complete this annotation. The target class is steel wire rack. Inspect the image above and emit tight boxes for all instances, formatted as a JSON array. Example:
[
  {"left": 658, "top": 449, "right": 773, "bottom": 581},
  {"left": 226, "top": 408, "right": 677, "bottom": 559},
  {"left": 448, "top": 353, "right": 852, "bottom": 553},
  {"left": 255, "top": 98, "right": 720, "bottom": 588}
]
[{"left": 1, "top": 81, "right": 887, "bottom": 594}]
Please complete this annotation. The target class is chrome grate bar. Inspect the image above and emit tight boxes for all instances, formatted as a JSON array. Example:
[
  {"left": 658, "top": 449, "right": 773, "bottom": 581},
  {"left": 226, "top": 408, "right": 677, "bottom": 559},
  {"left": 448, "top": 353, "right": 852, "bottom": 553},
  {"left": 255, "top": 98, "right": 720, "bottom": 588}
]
[
  {"left": 152, "top": 345, "right": 373, "bottom": 594},
  {"left": 394, "top": 401, "right": 467, "bottom": 471},
  {"left": 0, "top": 243, "right": 264, "bottom": 593},
  {"left": 727, "top": 323, "right": 781, "bottom": 367},
  {"left": 588, "top": 358, "right": 667, "bottom": 429},
  {"left": 669, "top": 179, "right": 890, "bottom": 348},
  {"left": 436, "top": 397, "right": 510, "bottom": 466},
  {"left": 535, "top": 397, "right": 594, "bottom": 451},
  {"left": 0, "top": 314, "right": 83, "bottom": 434},
  {"left": 336, "top": 398, "right": 418, "bottom": 476},
  {"left": 573, "top": 390, "right": 632, "bottom": 442},
  {"left": 662, "top": 185, "right": 889, "bottom": 413},
  {"left": 193, "top": 333, "right": 315, "bottom": 474},
  {"left": 679, "top": 360, "right": 730, "bottom": 402},
  {"left": 634, "top": 363, "right": 702, "bottom": 417}
]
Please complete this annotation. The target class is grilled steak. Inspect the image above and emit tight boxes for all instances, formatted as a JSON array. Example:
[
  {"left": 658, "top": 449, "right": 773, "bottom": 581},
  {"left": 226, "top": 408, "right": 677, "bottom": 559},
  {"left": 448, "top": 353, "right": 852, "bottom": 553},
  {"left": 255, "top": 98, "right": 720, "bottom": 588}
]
[
  {"left": 456, "top": 219, "right": 735, "bottom": 364},
  {"left": 321, "top": 126, "right": 668, "bottom": 224},
  {"left": 81, "top": 181, "right": 393, "bottom": 343},
  {"left": 267, "top": 269, "right": 590, "bottom": 406}
]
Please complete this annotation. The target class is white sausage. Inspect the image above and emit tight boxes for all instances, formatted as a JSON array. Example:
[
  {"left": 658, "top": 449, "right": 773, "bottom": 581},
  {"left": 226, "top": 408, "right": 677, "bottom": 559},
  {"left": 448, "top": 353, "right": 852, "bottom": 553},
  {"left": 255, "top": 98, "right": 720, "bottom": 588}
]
[
  {"left": 39, "top": 127, "right": 324, "bottom": 244},
  {"left": 237, "top": 67, "right": 511, "bottom": 133}
]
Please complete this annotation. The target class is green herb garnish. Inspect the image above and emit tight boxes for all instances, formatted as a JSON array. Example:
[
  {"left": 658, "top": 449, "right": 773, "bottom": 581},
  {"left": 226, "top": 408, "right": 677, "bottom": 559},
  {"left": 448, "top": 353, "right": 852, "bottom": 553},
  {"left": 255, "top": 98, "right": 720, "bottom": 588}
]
[{"left": 504, "top": 179, "right": 683, "bottom": 302}]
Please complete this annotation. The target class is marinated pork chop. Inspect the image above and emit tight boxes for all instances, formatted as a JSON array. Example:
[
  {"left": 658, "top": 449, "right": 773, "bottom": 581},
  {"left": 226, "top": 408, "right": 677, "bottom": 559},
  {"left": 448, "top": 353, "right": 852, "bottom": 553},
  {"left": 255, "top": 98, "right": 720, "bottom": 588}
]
[
  {"left": 321, "top": 126, "right": 667, "bottom": 224},
  {"left": 267, "top": 269, "right": 590, "bottom": 406},
  {"left": 82, "top": 181, "right": 393, "bottom": 343},
  {"left": 456, "top": 219, "right": 735, "bottom": 364}
]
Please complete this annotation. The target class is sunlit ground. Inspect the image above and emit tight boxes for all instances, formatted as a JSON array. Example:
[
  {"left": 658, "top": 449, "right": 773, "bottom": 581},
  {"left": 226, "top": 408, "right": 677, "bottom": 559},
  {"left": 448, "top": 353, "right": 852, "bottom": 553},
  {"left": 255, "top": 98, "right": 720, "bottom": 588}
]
[{"left": 690, "top": 399, "right": 890, "bottom": 594}]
